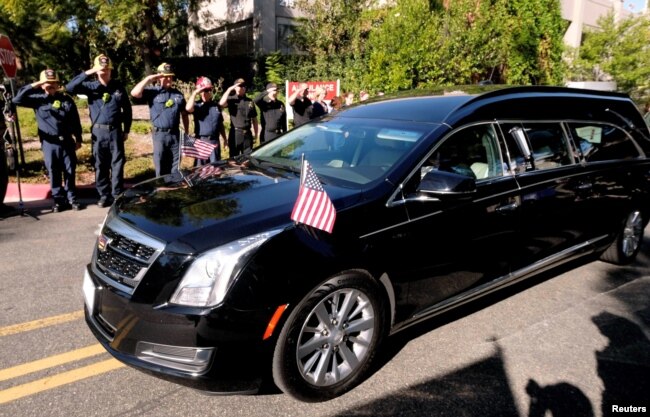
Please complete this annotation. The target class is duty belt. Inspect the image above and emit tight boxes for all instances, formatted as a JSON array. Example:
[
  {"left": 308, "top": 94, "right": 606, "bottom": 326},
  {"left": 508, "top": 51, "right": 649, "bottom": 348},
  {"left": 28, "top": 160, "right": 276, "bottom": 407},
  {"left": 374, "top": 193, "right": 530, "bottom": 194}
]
[
  {"left": 266, "top": 128, "right": 283, "bottom": 133},
  {"left": 94, "top": 123, "right": 118, "bottom": 130},
  {"left": 154, "top": 127, "right": 179, "bottom": 133},
  {"left": 233, "top": 127, "right": 250, "bottom": 132}
]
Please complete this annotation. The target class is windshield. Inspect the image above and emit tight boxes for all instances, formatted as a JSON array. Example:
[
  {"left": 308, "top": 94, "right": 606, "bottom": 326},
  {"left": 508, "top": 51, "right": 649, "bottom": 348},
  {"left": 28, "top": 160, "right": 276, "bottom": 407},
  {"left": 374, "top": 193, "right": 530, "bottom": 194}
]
[{"left": 251, "top": 117, "right": 433, "bottom": 186}]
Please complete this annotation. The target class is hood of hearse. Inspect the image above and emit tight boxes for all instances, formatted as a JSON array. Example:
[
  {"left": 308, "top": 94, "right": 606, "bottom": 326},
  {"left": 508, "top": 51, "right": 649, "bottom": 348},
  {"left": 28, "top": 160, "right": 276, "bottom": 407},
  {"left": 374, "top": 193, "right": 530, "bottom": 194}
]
[{"left": 112, "top": 162, "right": 363, "bottom": 252}]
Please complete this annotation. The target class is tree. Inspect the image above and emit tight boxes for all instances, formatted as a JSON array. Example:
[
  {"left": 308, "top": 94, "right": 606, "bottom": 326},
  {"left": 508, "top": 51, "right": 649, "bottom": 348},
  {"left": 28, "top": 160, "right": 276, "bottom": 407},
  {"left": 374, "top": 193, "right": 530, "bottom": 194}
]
[
  {"left": 289, "top": 0, "right": 381, "bottom": 93},
  {"left": 363, "top": 0, "right": 566, "bottom": 92},
  {"left": 567, "top": 12, "right": 650, "bottom": 103},
  {"left": 0, "top": 0, "right": 194, "bottom": 85}
]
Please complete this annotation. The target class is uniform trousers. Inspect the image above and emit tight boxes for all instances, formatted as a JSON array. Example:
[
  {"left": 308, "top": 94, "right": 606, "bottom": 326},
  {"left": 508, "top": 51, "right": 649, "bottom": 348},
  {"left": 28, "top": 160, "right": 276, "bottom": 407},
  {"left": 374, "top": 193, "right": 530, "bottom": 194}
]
[
  {"left": 228, "top": 128, "right": 252, "bottom": 158},
  {"left": 41, "top": 139, "right": 77, "bottom": 203},
  {"left": 261, "top": 130, "right": 282, "bottom": 144},
  {"left": 92, "top": 126, "right": 125, "bottom": 198},
  {"left": 152, "top": 130, "right": 180, "bottom": 176}
]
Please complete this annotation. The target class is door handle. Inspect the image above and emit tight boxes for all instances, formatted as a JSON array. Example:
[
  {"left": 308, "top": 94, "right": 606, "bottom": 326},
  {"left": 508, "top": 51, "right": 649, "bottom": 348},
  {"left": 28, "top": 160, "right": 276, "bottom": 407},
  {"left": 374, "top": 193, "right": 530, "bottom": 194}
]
[{"left": 496, "top": 202, "right": 519, "bottom": 213}]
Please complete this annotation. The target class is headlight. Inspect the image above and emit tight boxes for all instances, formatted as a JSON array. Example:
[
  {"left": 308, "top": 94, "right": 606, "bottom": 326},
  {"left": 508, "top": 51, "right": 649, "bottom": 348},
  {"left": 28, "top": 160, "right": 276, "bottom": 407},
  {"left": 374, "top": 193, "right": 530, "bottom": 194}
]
[{"left": 170, "top": 229, "right": 282, "bottom": 307}]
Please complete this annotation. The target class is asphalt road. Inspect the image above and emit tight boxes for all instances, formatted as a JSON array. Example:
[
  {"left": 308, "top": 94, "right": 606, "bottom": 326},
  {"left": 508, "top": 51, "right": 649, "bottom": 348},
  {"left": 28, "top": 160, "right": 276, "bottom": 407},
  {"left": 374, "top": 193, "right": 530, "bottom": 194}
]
[{"left": 1, "top": 197, "right": 649, "bottom": 417}]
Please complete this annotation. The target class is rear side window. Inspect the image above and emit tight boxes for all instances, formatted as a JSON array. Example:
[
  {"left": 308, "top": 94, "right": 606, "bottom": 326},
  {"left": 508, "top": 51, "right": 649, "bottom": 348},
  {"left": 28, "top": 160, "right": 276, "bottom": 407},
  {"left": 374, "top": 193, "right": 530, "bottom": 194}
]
[
  {"left": 522, "top": 123, "right": 574, "bottom": 170},
  {"left": 567, "top": 123, "right": 640, "bottom": 162}
]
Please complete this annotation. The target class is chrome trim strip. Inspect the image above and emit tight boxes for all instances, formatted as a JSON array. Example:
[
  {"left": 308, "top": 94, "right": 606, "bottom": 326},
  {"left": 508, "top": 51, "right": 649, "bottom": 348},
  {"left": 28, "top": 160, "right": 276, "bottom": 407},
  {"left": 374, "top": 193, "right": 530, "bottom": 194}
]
[
  {"left": 390, "top": 235, "right": 609, "bottom": 335},
  {"left": 92, "top": 261, "right": 136, "bottom": 295},
  {"left": 93, "top": 216, "right": 167, "bottom": 294},
  {"left": 87, "top": 310, "right": 115, "bottom": 342},
  {"left": 108, "top": 216, "right": 166, "bottom": 253}
]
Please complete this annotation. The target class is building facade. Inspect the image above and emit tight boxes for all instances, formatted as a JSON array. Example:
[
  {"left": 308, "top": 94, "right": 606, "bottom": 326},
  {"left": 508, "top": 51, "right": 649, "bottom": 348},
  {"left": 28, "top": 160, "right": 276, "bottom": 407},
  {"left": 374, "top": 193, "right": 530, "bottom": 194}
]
[
  {"left": 188, "top": 0, "right": 306, "bottom": 57},
  {"left": 561, "top": 0, "right": 641, "bottom": 48}
]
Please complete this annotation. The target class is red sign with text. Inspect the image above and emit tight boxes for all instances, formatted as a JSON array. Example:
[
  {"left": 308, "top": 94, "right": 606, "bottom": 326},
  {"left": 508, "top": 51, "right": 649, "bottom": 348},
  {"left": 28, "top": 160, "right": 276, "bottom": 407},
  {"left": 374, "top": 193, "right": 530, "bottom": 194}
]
[
  {"left": 287, "top": 80, "right": 339, "bottom": 101},
  {"left": 0, "top": 35, "right": 17, "bottom": 78}
]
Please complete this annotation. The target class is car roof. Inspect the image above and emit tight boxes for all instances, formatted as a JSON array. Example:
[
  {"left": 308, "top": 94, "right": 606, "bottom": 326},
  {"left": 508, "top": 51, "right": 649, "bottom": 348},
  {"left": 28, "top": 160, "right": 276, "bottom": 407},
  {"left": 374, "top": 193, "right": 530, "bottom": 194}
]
[{"left": 335, "top": 86, "right": 639, "bottom": 128}]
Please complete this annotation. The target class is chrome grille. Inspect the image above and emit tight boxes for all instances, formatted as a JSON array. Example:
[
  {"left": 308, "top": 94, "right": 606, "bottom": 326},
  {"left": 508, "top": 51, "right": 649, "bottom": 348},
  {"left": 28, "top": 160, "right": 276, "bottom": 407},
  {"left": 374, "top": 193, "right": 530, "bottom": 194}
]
[{"left": 93, "top": 215, "right": 165, "bottom": 294}]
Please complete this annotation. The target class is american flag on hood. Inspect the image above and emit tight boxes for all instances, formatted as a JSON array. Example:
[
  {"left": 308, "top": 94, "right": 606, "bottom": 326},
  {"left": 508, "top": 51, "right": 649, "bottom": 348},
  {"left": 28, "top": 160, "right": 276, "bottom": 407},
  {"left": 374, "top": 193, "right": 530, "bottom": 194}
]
[
  {"left": 181, "top": 134, "right": 217, "bottom": 160},
  {"left": 290, "top": 160, "right": 336, "bottom": 233}
]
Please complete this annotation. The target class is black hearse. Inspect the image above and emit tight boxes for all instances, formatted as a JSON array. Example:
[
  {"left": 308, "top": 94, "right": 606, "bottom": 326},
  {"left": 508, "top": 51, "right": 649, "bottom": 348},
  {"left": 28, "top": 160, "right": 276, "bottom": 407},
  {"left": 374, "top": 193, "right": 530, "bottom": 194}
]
[{"left": 83, "top": 86, "right": 650, "bottom": 402}]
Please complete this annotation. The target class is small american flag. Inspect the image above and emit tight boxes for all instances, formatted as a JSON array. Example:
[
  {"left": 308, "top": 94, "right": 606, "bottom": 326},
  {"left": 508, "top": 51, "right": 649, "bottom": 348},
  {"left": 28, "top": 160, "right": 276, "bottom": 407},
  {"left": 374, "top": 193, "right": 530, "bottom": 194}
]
[
  {"left": 181, "top": 134, "right": 217, "bottom": 160},
  {"left": 291, "top": 160, "right": 336, "bottom": 233},
  {"left": 197, "top": 164, "right": 222, "bottom": 179}
]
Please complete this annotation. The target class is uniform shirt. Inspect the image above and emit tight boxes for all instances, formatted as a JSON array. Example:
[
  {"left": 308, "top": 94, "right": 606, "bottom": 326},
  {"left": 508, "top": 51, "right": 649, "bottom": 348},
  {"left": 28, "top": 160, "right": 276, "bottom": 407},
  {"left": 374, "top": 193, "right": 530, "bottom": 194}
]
[
  {"left": 66, "top": 73, "right": 132, "bottom": 133},
  {"left": 141, "top": 86, "right": 186, "bottom": 130},
  {"left": 254, "top": 92, "right": 286, "bottom": 133},
  {"left": 291, "top": 97, "right": 313, "bottom": 127},
  {"left": 192, "top": 99, "right": 223, "bottom": 137},
  {"left": 12, "top": 85, "right": 82, "bottom": 143},
  {"left": 225, "top": 95, "right": 257, "bottom": 130}
]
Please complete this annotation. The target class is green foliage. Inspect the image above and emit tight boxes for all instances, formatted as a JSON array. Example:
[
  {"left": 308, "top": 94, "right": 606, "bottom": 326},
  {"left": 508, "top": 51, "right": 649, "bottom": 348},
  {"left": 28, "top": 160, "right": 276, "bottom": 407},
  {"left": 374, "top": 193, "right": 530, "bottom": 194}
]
[
  {"left": 130, "top": 121, "right": 153, "bottom": 135},
  {"left": 286, "top": 0, "right": 567, "bottom": 95},
  {"left": 15, "top": 107, "right": 38, "bottom": 138},
  {"left": 265, "top": 52, "right": 286, "bottom": 86},
  {"left": 0, "top": 0, "right": 192, "bottom": 85},
  {"left": 567, "top": 13, "right": 650, "bottom": 102}
]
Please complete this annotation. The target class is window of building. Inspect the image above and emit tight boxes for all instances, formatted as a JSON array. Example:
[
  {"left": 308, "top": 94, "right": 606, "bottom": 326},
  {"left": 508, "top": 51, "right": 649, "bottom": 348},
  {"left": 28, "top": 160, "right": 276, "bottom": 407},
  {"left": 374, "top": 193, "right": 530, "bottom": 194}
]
[{"left": 202, "top": 19, "right": 254, "bottom": 57}]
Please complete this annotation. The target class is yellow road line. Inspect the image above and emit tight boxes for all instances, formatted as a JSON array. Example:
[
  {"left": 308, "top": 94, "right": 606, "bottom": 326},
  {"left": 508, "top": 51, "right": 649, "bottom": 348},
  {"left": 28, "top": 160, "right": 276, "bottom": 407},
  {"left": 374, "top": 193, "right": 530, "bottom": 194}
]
[
  {"left": 0, "top": 359, "right": 125, "bottom": 404},
  {"left": 0, "top": 311, "right": 84, "bottom": 337},
  {"left": 0, "top": 344, "right": 106, "bottom": 382}
]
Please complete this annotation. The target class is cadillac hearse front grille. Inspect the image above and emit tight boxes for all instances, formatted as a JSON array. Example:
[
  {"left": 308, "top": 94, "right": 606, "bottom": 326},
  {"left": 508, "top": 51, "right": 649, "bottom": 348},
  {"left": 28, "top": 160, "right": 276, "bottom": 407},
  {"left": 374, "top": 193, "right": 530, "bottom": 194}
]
[{"left": 94, "top": 216, "right": 165, "bottom": 294}]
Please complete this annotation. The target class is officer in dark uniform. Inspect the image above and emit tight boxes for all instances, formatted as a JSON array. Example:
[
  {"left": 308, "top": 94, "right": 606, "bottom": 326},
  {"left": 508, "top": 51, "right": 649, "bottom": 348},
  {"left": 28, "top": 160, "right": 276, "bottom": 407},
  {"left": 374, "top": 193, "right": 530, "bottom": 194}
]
[
  {"left": 218, "top": 78, "right": 258, "bottom": 158},
  {"left": 253, "top": 82, "right": 286, "bottom": 144},
  {"left": 131, "top": 63, "right": 188, "bottom": 176},
  {"left": 13, "top": 69, "right": 83, "bottom": 212},
  {"left": 288, "top": 82, "right": 313, "bottom": 128},
  {"left": 185, "top": 76, "right": 227, "bottom": 164},
  {"left": 66, "top": 54, "right": 132, "bottom": 207}
]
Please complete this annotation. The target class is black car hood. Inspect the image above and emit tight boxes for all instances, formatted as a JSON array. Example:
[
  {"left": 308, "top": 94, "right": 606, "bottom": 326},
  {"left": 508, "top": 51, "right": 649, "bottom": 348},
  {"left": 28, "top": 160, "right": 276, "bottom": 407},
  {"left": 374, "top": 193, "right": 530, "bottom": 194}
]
[{"left": 114, "top": 162, "right": 363, "bottom": 253}]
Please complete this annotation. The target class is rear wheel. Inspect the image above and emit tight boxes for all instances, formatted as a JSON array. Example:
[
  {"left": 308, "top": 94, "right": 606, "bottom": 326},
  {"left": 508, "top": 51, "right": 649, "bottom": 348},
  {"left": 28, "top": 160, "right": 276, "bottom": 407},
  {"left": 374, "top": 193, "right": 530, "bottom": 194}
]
[
  {"left": 272, "top": 273, "right": 387, "bottom": 402},
  {"left": 600, "top": 209, "right": 644, "bottom": 265}
]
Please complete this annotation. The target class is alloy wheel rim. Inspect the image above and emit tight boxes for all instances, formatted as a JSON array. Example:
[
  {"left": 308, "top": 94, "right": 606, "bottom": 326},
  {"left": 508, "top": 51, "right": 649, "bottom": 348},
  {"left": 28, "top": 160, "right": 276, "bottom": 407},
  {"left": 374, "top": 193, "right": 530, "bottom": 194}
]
[
  {"left": 296, "top": 288, "right": 375, "bottom": 387},
  {"left": 621, "top": 210, "right": 643, "bottom": 257}
]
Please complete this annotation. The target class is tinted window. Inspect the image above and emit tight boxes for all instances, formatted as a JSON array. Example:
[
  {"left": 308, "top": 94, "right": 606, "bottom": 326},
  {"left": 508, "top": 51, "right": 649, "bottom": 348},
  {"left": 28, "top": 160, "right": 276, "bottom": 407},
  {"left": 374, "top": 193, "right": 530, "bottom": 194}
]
[
  {"left": 422, "top": 124, "right": 504, "bottom": 180},
  {"left": 498, "top": 123, "right": 528, "bottom": 174},
  {"left": 252, "top": 117, "right": 430, "bottom": 186},
  {"left": 523, "top": 123, "right": 574, "bottom": 170},
  {"left": 567, "top": 123, "right": 640, "bottom": 162}
]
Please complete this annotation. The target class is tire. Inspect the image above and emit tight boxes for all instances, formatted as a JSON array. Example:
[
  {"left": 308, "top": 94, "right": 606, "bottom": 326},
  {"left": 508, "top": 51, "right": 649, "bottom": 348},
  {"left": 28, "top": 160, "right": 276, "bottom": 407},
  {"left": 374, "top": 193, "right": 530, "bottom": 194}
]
[
  {"left": 272, "top": 273, "right": 388, "bottom": 402},
  {"left": 600, "top": 208, "right": 644, "bottom": 265}
]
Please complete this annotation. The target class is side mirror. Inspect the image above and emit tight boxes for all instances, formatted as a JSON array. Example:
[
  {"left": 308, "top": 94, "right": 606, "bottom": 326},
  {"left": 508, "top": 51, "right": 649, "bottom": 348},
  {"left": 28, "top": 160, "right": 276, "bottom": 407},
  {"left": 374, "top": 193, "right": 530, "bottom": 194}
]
[{"left": 417, "top": 169, "right": 476, "bottom": 195}]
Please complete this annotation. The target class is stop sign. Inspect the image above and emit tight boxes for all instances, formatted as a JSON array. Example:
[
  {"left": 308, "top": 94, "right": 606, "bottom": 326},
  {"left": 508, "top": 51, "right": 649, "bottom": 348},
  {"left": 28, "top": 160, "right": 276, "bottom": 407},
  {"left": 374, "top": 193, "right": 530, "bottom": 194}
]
[{"left": 0, "top": 35, "right": 17, "bottom": 78}]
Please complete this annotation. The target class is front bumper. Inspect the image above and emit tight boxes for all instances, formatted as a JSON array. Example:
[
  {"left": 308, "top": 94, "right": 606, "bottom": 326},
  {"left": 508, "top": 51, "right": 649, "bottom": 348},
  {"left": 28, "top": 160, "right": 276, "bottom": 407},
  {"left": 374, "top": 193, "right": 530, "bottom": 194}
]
[{"left": 83, "top": 265, "right": 269, "bottom": 393}]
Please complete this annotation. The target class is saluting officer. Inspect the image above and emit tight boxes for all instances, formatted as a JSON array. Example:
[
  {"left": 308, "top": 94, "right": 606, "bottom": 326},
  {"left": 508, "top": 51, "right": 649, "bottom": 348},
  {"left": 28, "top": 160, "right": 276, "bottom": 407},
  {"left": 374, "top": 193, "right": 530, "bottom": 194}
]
[
  {"left": 253, "top": 82, "right": 286, "bottom": 144},
  {"left": 185, "top": 76, "right": 227, "bottom": 165},
  {"left": 131, "top": 63, "right": 188, "bottom": 176},
  {"left": 218, "top": 78, "right": 258, "bottom": 158},
  {"left": 66, "top": 54, "right": 132, "bottom": 208},
  {"left": 12, "top": 69, "right": 83, "bottom": 212}
]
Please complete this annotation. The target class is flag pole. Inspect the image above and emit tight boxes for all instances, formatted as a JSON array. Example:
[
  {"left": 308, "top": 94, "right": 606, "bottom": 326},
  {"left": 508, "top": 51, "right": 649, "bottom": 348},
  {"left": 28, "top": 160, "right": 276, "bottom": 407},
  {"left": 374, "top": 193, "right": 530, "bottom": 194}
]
[
  {"left": 178, "top": 127, "right": 185, "bottom": 173},
  {"left": 299, "top": 153, "right": 305, "bottom": 185}
]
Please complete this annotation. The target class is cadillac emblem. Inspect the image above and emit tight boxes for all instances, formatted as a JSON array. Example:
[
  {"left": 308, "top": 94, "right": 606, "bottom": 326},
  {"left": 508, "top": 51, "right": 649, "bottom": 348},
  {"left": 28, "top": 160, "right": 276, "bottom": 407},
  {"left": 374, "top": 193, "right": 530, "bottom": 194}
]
[{"left": 97, "top": 234, "right": 112, "bottom": 252}]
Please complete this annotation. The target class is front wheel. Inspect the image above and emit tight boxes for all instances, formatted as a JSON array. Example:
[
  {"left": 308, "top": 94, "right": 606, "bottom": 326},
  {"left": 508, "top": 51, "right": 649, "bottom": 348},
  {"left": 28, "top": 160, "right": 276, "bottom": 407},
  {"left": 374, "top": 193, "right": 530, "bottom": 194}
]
[
  {"left": 272, "top": 273, "right": 388, "bottom": 402},
  {"left": 600, "top": 209, "right": 645, "bottom": 265}
]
